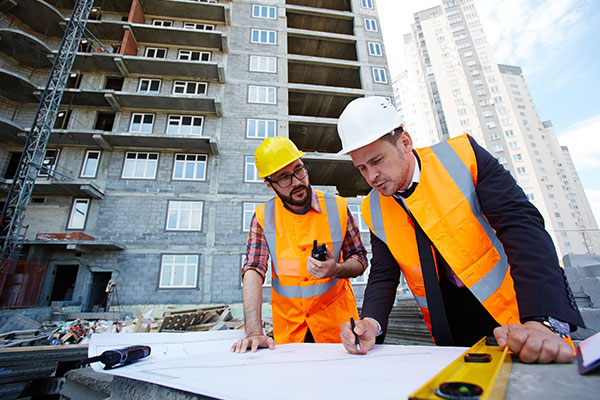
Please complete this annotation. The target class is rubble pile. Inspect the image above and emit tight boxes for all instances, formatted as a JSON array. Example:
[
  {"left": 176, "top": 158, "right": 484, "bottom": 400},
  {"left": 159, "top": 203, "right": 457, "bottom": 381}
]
[{"left": 0, "top": 305, "right": 269, "bottom": 348}]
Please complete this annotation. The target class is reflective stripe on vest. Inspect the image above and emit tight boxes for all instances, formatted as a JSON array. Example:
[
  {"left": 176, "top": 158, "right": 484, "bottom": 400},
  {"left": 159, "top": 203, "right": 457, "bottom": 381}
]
[
  {"left": 264, "top": 193, "right": 343, "bottom": 298},
  {"left": 369, "top": 141, "right": 510, "bottom": 305}
]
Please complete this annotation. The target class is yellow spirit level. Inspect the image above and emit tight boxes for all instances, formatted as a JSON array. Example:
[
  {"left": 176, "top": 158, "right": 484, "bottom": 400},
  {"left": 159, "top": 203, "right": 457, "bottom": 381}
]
[{"left": 409, "top": 337, "right": 512, "bottom": 400}]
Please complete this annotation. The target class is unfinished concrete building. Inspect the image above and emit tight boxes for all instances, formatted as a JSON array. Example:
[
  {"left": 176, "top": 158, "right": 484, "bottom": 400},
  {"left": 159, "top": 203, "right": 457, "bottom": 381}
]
[{"left": 0, "top": 0, "right": 393, "bottom": 312}]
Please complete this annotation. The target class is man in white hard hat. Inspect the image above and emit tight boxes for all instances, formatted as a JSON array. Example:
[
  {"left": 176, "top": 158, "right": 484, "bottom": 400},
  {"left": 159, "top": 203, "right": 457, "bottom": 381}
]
[
  {"left": 231, "top": 136, "right": 368, "bottom": 353},
  {"left": 337, "top": 96, "right": 584, "bottom": 364}
]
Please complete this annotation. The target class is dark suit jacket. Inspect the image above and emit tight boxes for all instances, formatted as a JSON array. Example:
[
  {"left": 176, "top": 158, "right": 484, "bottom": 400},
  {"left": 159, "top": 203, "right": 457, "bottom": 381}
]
[{"left": 361, "top": 136, "right": 585, "bottom": 345}]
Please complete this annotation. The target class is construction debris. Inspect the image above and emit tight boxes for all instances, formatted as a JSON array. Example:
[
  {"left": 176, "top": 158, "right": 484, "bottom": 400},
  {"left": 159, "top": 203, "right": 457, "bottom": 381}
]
[{"left": 0, "top": 305, "right": 253, "bottom": 348}]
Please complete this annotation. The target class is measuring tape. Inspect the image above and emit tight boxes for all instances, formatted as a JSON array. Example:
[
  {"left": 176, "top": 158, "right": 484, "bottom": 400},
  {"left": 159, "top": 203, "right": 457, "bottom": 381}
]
[{"left": 409, "top": 337, "right": 512, "bottom": 400}]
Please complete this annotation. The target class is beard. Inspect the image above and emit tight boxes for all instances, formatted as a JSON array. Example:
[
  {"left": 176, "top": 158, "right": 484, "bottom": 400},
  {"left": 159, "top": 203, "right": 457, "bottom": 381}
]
[{"left": 273, "top": 183, "right": 312, "bottom": 209}]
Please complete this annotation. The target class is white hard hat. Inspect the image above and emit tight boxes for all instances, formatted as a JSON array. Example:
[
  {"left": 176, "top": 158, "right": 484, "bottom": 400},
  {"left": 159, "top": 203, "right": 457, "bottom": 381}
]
[{"left": 337, "top": 96, "right": 403, "bottom": 155}]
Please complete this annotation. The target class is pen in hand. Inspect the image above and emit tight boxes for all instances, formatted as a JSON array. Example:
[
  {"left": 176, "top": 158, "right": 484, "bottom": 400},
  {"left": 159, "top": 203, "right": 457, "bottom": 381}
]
[{"left": 350, "top": 317, "right": 360, "bottom": 351}]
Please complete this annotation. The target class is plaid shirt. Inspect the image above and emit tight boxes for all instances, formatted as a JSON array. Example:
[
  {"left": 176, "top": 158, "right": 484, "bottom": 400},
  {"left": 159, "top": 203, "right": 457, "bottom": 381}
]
[{"left": 242, "top": 190, "right": 368, "bottom": 281}]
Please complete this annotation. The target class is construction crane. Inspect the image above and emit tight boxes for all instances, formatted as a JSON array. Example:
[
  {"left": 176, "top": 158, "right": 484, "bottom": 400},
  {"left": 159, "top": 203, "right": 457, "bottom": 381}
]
[{"left": 0, "top": 0, "right": 95, "bottom": 259}]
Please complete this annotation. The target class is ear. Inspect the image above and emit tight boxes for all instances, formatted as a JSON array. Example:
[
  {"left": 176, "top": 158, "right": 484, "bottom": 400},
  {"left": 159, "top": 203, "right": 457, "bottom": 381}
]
[
  {"left": 399, "top": 131, "right": 414, "bottom": 152},
  {"left": 264, "top": 180, "right": 274, "bottom": 191}
]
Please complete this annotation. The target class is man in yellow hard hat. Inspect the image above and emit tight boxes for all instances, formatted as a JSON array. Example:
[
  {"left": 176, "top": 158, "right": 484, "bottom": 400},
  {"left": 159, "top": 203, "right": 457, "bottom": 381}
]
[
  {"left": 231, "top": 136, "right": 368, "bottom": 353},
  {"left": 336, "top": 96, "right": 584, "bottom": 364}
]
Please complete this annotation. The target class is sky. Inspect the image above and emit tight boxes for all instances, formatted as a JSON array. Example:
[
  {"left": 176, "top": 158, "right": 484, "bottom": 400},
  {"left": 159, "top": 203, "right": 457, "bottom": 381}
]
[{"left": 375, "top": 0, "right": 600, "bottom": 226}]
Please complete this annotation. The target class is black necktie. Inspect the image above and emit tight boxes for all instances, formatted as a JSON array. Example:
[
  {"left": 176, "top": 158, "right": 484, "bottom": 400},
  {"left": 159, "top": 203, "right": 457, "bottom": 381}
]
[{"left": 398, "top": 182, "right": 417, "bottom": 198}]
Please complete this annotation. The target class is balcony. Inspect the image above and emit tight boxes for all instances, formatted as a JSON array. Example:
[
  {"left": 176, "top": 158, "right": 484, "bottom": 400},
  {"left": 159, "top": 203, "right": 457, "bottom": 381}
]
[
  {"left": 68, "top": 52, "right": 223, "bottom": 81},
  {"left": 288, "top": 85, "right": 361, "bottom": 118},
  {"left": 0, "top": 116, "right": 25, "bottom": 144},
  {"left": 303, "top": 153, "right": 370, "bottom": 197},
  {"left": 0, "top": 68, "right": 39, "bottom": 103},
  {"left": 288, "top": 57, "right": 361, "bottom": 88},
  {"left": 288, "top": 116, "right": 341, "bottom": 153},
  {"left": 0, "top": 177, "right": 104, "bottom": 199},
  {"left": 0, "top": 28, "right": 52, "bottom": 69},
  {"left": 54, "top": 0, "right": 133, "bottom": 14},
  {"left": 7, "top": 0, "right": 64, "bottom": 37},
  {"left": 286, "top": 7, "right": 354, "bottom": 35},
  {"left": 142, "top": 0, "right": 229, "bottom": 24},
  {"left": 288, "top": 30, "right": 357, "bottom": 61},
  {"left": 286, "top": 0, "right": 351, "bottom": 13},
  {"left": 27, "top": 129, "right": 219, "bottom": 154},
  {"left": 84, "top": 20, "right": 227, "bottom": 50}
]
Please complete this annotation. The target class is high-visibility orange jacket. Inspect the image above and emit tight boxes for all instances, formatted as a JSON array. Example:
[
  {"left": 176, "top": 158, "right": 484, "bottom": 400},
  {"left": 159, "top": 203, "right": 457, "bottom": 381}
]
[
  {"left": 255, "top": 190, "right": 359, "bottom": 344},
  {"left": 362, "top": 134, "right": 521, "bottom": 341}
]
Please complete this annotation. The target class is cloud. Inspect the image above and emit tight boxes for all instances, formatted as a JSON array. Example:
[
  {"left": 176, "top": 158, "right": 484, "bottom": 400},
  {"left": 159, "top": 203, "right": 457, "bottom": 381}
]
[
  {"left": 477, "top": 0, "right": 588, "bottom": 81},
  {"left": 559, "top": 115, "right": 600, "bottom": 170}
]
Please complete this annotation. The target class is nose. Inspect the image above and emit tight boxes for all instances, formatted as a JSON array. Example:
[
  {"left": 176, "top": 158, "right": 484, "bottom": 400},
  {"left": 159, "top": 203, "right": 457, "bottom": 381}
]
[{"left": 364, "top": 167, "right": 379, "bottom": 184}]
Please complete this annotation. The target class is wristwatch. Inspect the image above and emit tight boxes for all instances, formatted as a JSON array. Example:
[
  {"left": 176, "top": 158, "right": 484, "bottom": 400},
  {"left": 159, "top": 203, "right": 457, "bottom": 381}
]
[{"left": 523, "top": 316, "right": 570, "bottom": 338}]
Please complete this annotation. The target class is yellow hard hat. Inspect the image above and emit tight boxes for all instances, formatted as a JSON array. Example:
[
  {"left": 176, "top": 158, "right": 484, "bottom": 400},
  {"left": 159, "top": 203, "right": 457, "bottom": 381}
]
[{"left": 254, "top": 137, "right": 304, "bottom": 178}]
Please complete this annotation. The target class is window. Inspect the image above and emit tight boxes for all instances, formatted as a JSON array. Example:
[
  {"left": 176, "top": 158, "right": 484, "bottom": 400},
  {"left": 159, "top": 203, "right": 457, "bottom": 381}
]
[
  {"left": 368, "top": 42, "right": 382, "bottom": 56},
  {"left": 348, "top": 204, "right": 368, "bottom": 233},
  {"left": 178, "top": 50, "right": 211, "bottom": 61},
  {"left": 152, "top": 20, "right": 172, "bottom": 27},
  {"left": 159, "top": 255, "right": 198, "bottom": 288},
  {"left": 460, "top": 119, "right": 469, "bottom": 126},
  {"left": 251, "top": 29, "right": 276, "bottom": 44},
  {"left": 167, "top": 201, "right": 203, "bottom": 231},
  {"left": 516, "top": 167, "right": 527, "bottom": 174},
  {"left": 173, "top": 81, "right": 208, "bottom": 95},
  {"left": 130, "top": 113, "right": 154, "bottom": 133},
  {"left": 372, "top": 68, "right": 387, "bottom": 83},
  {"left": 80, "top": 150, "right": 101, "bottom": 178},
  {"left": 243, "top": 202, "right": 261, "bottom": 231},
  {"left": 473, "top": 79, "right": 482, "bottom": 86},
  {"left": 122, "top": 152, "right": 159, "bottom": 179},
  {"left": 247, "top": 119, "right": 276, "bottom": 139},
  {"left": 504, "top": 130, "right": 514, "bottom": 137},
  {"left": 497, "top": 157, "right": 507, "bottom": 165},
  {"left": 526, "top": 194, "right": 535, "bottom": 201},
  {"left": 67, "top": 199, "right": 90, "bottom": 230},
  {"left": 145, "top": 47, "right": 167, "bottom": 58},
  {"left": 508, "top": 142, "right": 519, "bottom": 150},
  {"left": 249, "top": 55, "right": 277, "bottom": 73},
  {"left": 245, "top": 156, "right": 261, "bottom": 182},
  {"left": 482, "top": 111, "right": 492, "bottom": 117},
  {"left": 492, "top": 144, "right": 503, "bottom": 152},
  {"left": 38, "top": 149, "right": 60, "bottom": 177},
  {"left": 554, "top": 212, "right": 561, "bottom": 218},
  {"left": 138, "top": 79, "right": 161, "bottom": 93},
  {"left": 248, "top": 85, "right": 276, "bottom": 104},
  {"left": 453, "top": 89, "right": 462, "bottom": 95},
  {"left": 364, "top": 18, "right": 378, "bottom": 31},
  {"left": 457, "top": 108, "right": 467, "bottom": 115},
  {"left": 173, "top": 154, "right": 207, "bottom": 181},
  {"left": 485, "top": 122, "right": 496, "bottom": 129},
  {"left": 361, "top": 0, "right": 374, "bottom": 9},
  {"left": 513, "top": 154, "right": 523, "bottom": 161},
  {"left": 183, "top": 22, "right": 215, "bottom": 31},
  {"left": 501, "top": 118, "right": 511, "bottom": 125},
  {"left": 252, "top": 4, "right": 276, "bottom": 19},
  {"left": 167, "top": 115, "right": 204, "bottom": 135},
  {"left": 489, "top": 133, "right": 499, "bottom": 140}
]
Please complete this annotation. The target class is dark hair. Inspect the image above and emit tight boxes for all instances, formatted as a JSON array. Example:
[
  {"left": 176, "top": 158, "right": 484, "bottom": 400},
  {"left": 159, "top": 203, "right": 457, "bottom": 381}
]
[{"left": 380, "top": 126, "right": 404, "bottom": 145}]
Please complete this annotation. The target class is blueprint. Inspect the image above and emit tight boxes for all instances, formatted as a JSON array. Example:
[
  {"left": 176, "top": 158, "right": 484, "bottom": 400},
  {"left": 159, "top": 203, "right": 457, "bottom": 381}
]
[{"left": 89, "top": 330, "right": 466, "bottom": 399}]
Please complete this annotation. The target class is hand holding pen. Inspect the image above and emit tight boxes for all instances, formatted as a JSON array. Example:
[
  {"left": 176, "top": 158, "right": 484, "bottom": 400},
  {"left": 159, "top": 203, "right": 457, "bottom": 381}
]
[{"left": 340, "top": 317, "right": 379, "bottom": 355}]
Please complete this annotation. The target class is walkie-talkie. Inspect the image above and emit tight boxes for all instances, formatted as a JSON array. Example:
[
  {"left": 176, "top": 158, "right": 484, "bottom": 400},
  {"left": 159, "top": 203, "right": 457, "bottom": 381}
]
[
  {"left": 81, "top": 345, "right": 151, "bottom": 369},
  {"left": 311, "top": 240, "right": 327, "bottom": 261}
]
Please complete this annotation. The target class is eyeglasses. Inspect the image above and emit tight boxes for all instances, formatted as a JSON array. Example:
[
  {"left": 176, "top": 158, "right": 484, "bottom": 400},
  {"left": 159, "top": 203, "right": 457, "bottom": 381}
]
[{"left": 267, "top": 165, "right": 308, "bottom": 188}]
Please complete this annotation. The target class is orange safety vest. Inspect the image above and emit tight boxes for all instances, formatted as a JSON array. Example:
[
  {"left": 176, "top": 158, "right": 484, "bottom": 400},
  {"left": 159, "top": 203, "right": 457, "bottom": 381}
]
[
  {"left": 255, "top": 190, "right": 359, "bottom": 344},
  {"left": 362, "top": 134, "right": 521, "bottom": 342}
]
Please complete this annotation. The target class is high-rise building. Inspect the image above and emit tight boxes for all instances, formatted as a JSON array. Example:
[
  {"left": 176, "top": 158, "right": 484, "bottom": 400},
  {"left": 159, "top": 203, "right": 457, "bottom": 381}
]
[
  {"left": 393, "top": 0, "right": 599, "bottom": 258},
  {"left": 0, "top": 0, "right": 392, "bottom": 310}
]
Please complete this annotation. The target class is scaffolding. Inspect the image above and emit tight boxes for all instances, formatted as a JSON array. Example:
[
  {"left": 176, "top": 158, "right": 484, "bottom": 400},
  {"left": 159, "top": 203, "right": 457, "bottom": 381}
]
[{"left": 0, "top": 0, "right": 94, "bottom": 259}]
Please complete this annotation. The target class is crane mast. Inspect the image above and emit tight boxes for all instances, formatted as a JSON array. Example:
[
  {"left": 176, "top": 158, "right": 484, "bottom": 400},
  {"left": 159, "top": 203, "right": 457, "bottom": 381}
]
[{"left": 0, "top": 0, "right": 95, "bottom": 258}]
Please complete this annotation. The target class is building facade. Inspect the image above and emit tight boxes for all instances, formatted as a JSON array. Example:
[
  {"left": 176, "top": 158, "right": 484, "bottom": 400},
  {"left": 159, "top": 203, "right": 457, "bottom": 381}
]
[
  {"left": 393, "top": 0, "right": 599, "bottom": 258},
  {"left": 0, "top": 0, "right": 392, "bottom": 311}
]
